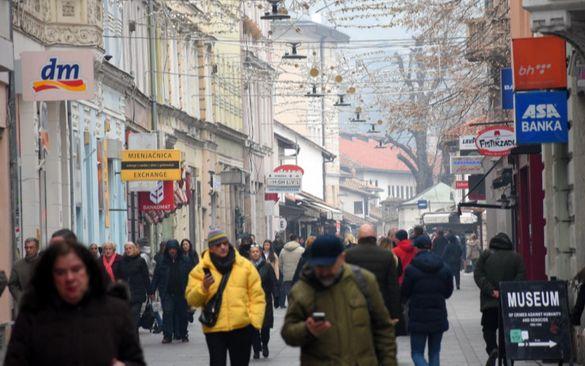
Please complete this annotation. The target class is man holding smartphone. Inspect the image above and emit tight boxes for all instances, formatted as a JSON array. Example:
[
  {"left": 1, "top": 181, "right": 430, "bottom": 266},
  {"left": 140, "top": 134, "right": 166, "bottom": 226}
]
[{"left": 281, "top": 235, "right": 397, "bottom": 366}]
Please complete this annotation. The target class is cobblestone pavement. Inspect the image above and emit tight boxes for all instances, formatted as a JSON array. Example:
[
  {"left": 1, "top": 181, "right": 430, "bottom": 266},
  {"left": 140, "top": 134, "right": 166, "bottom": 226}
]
[{"left": 141, "top": 273, "right": 558, "bottom": 365}]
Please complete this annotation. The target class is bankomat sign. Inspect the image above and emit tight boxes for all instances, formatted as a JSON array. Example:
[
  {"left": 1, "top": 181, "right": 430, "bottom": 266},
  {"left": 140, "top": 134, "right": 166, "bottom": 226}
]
[{"left": 21, "top": 50, "right": 95, "bottom": 101}]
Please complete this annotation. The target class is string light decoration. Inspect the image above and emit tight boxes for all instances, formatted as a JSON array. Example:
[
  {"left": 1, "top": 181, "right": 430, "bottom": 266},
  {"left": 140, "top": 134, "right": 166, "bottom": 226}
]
[
  {"left": 282, "top": 42, "right": 307, "bottom": 60},
  {"left": 334, "top": 94, "right": 351, "bottom": 107},
  {"left": 305, "top": 84, "right": 324, "bottom": 98},
  {"left": 261, "top": 0, "right": 291, "bottom": 20}
]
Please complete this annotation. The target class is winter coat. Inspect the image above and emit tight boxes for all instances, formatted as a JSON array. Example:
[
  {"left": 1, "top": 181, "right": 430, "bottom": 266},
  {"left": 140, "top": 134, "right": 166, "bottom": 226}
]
[
  {"left": 98, "top": 254, "right": 125, "bottom": 282},
  {"left": 255, "top": 259, "right": 277, "bottom": 328},
  {"left": 119, "top": 255, "right": 150, "bottom": 305},
  {"left": 467, "top": 240, "right": 481, "bottom": 260},
  {"left": 431, "top": 236, "right": 448, "bottom": 257},
  {"left": 150, "top": 252, "right": 192, "bottom": 301},
  {"left": 474, "top": 233, "right": 525, "bottom": 311},
  {"left": 185, "top": 249, "right": 265, "bottom": 333},
  {"left": 263, "top": 251, "right": 280, "bottom": 280},
  {"left": 8, "top": 256, "right": 40, "bottom": 304},
  {"left": 281, "top": 264, "right": 397, "bottom": 366},
  {"left": 392, "top": 240, "right": 417, "bottom": 285},
  {"left": 183, "top": 251, "right": 200, "bottom": 270},
  {"left": 0, "top": 270, "right": 7, "bottom": 297},
  {"left": 346, "top": 242, "right": 402, "bottom": 319},
  {"left": 4, "top": 294, "right": 145, "bottom": 366},
  {"left": 292, "top": 250, "right": 310, "bottom": 284},
  {"left": 443, "top": 239, "right": 463, "bottom": 273},
  {"left": 401, "top": 250, "right": 454, "bottom": 334},
  {"left": 572, "top": 285, "right": 585, "bottom": 325},
  {"left": 279, "top": 241, "right": 305, "bottom": 282}
]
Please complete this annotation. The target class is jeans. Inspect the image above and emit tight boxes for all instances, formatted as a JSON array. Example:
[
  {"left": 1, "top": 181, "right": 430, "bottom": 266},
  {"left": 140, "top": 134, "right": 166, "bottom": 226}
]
[
  {"left": 161, "top": 293, "right": 189, "bottom": 340},
  {"left": 481, "top": 308, "right": 506, "bottom": 359},
  {"left": 252, "top": 327, "right": 271, "bottom": 354},
  {"left": 205, "top": 325, "right": 254, "bottom": 366},
  {"left": 154, "top": 311, "right": 163, "bottom": 329},
  {"left": 279, "top": 281, "right": 293, "bottom": 308},
  {"left": 410, "top": 332, "right": 443, "bottom": 366}
]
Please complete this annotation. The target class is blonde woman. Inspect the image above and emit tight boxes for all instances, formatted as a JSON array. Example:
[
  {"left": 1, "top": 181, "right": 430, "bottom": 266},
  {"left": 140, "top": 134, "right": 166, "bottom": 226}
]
[
  {"left": 98, "top": 242, "right": 123, "bottom": 282},
  {"left": 119, "top": 241, "right": 151, "bottom": 334}
]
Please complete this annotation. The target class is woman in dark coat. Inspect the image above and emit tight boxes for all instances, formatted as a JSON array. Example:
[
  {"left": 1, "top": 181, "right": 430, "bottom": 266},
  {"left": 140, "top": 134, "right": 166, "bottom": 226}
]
[
  {"left": 402, "top": 235, "right": 454, "bottom": 366},
  {"left": 4, "top": 240, "right": 145, "bottom": 366},
  {"left": 180, "top": 238, "right": 199, "bottom": 270},
  {"left": 120, "top": 242, "right": 151, "bottom": 334},
  {"left": 250, "top": 245, "right": 277, "bottom": 359}
]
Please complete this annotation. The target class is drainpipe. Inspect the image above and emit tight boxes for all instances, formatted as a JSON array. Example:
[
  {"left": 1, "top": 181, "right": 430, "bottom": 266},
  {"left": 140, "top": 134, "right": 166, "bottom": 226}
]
[{"left": 8, "top": 0, "right": 20, "bottom": 258}]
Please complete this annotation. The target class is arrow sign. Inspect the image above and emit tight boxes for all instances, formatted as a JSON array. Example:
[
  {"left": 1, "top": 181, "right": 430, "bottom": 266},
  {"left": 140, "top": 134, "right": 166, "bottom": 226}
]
[{"left": 518, "top": 341, "right": 557, "bottom": 348}]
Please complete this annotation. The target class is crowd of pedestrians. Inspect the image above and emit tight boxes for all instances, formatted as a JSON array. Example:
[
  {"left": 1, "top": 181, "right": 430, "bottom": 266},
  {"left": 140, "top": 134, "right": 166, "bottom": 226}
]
[{"left": 3, "top": 225, "right": 585, "bottom": 366}]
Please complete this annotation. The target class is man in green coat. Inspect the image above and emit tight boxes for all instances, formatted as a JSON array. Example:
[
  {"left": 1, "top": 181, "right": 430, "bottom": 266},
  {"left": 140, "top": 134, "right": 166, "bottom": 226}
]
[
  {"left": 474, "top": 232, "right": 525, "bottom": 366},
  {"left": 281, "top": 235, "right": 397, "bottom": 366}
]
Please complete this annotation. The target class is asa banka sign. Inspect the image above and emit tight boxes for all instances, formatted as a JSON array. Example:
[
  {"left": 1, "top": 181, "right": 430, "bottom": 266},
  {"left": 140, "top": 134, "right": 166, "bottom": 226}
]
[
  {"left": 21, "top": 51, "right": 95, "bottom": 101},
  {"left": 475, "top": 127, "right": 516, "bottom": 157},
  {"left": 266, "top": 165, "right": 304, "bottom": 193},
  {"left": 514, "top": 90, "right": 568, "bottom": 144},
  {"left": 500, "top": 281, "right": 572, "bottom": 362}
]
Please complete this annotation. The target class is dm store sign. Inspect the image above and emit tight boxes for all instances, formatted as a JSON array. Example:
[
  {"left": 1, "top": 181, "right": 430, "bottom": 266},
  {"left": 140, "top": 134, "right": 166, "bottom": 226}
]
[
  {"left": 514, "top": 91, "right": 568, "bottom": 145},
  {"left": 21, "top": 50, "right": 95, "bottom": 101}
]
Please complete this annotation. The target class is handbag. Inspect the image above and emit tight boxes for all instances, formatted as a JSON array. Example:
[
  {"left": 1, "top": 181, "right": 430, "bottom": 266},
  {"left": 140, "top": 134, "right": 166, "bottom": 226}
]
[
  {"left": 140, "top": 299, "right": 155, "bottom": 330},
  {"left": 199, "top": 269, "right": 232, "bottom": 327}
]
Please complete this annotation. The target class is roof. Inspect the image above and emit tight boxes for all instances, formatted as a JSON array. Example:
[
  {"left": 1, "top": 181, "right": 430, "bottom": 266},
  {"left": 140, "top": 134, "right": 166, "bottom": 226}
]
[
  {"left": 272, "top": 20, "right": 350, "bottom": 43},
  {"left": 275, "top": 120, "right": 336, "bottom": 160},
  {"left": 401, "top": 182, "right": 456, "bottom": 206},
  {"left": 340, "top": 135, "right": 411, "bottom": 173}
]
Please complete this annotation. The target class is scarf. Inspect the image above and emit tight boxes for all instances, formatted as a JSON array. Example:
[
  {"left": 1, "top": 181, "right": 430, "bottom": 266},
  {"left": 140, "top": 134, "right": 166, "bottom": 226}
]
[
  {"left": 103, "top": 253, "right": 117, "bottom": 282},
  {"left": 210, "top": 246, "right": 236, "bottom": 274}
]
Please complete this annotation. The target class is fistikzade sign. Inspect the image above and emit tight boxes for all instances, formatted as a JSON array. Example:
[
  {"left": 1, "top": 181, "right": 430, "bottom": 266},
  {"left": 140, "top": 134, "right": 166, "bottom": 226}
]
[
  {"left": 21, "top": 50, "right": 95, "bottom": 101},
  {"left": 475, "top": 127, "right": 516, "bottom": 157}
]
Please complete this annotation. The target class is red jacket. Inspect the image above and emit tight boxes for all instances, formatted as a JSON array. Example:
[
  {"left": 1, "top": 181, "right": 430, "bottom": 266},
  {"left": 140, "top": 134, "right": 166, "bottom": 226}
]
[{"left": 392, "top": 240, "right": 417, "bottom": 285}]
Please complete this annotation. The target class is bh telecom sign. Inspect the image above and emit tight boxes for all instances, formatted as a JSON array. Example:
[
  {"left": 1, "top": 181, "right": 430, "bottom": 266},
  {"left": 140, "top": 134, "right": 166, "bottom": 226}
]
[
  {"left": 512, "top": 36, "right": 567, "bottom": 91},
  {"left": 121, "top": 150, "right": 182, "bottom": 181},
  {"left": 515, "top": 90, "right": 568, "bottom": 144},
  {"left": 21, "top": 51, "right": 95, "bottom": 101}
]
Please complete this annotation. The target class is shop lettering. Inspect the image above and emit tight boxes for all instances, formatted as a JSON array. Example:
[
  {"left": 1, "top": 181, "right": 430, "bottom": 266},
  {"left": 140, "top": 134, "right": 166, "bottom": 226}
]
[
  {"left": 521, "top": 120, "right": 563, "bottom": 133},
  {"left": 127, "top": 152, "right": 175, "bottom": 160},
  {"left": 132, "top": 171, "right": 168, "bottom": 179},
  {"left": 521, "top": 104, "right": 561, "bottom": 119},
  {"left": 477, "top": 139, "right": 515, "bottom": 148},
  {"left": 507, "top": 291, "right": 560, "bottom": 308},
  {"left": 41, "top": 58, "right": 80, "bottom": 80}
]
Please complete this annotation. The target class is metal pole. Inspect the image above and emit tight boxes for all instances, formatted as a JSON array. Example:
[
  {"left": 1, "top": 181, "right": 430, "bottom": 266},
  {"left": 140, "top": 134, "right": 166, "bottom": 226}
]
[
  {"left": 66, "top": 100, "right": 75, "bottom": 230},
  {"left": 320, "top": 36, "right": 327, "bottom": 202},
  {"left": 147, "top": 0, "right": 158, "bottom": 133}
]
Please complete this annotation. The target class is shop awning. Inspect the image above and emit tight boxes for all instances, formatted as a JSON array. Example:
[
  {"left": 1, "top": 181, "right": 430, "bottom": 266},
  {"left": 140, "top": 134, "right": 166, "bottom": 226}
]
[
  {"left": 341, "top": 211, "right": 376, "bottom": 226},
  {"left": 297, "top": 192, "right": 343, "bottom": 221}
]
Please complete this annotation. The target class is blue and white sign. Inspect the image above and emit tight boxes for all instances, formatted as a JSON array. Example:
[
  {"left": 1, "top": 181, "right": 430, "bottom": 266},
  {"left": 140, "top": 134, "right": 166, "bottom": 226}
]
[
  {"left": 501, "top": 68, "right": 514, "bottom": 110},
  {"left": 417, "top": 200, "right": 428, "bottom": 210},
  {"left": 514, "top": 90, "right": 568, "bottom": 145}
]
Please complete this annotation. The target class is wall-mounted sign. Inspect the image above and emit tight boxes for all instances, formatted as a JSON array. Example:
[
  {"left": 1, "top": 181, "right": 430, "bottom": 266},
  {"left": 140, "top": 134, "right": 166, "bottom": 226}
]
[
  {"left": 455, "top": 181, "right": 469, "bottom": 190},
  {"left": 21, "top": 50, "right": 95, "bottom": 101},
  {"left": 127, "top": 133, "right": 158, "bottom": 192},
  {"left": 459, "top": 135, "right": 477, "bottom": 151},
  {"left": 139, "top": 181, "right": 176, "bottom": 211},
  {"left": 512, "top": 36, "right": 567, "bottom": 91},
  {"left": 500, "top": 281, "right": 572, "bottom": 362},
  {"left": 121, "top": 149, "right": 181, "bottom": 181},
  {"left": 475, "top": 127, "right": 516, "bottom": 157},
  {"left": 417, "top": 200, "right": 428, "bottom": 210},
  {"left": 514, "top": 90, "right": 568, "bottom": 145},
  {"left": 266, "top": 165, "right": 304, "bottom": 193},
  {"left": 501, "top": 68, "right": 514, "bottom": 110},
  {"left": 450, "top": 156, "right": 484, "bottom": 175}
]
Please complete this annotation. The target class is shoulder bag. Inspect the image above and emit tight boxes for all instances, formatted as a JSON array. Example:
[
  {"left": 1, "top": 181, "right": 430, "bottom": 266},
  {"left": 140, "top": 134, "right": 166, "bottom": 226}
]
[{"left": 199, "top": 269, "right": 232, "bottom": 327}]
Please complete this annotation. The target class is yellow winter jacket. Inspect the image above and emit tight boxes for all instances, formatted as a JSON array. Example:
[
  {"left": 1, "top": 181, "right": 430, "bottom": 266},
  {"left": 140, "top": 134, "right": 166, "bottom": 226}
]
[{"left": 185, "top": 248, "right": 265, "bottom": 333}]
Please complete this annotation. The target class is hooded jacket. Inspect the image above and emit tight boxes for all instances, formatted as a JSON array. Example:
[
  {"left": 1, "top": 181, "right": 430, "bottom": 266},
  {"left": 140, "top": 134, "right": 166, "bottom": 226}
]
[
  {"left": 281, "top": 264, "right": 397, "bottom": 366},
  {"left": 474, "top": 233, "right": 525, "bottom": 311},
  {"left": 185, "top": 248, "right": 265, "bottom": 333},
  {"left": 401, "top": 250, "right": 454, "bottom": 334},
  {"left": 150, "top": 241, "right": 192, "bottom": 300},
  {"left": 392, "top": 240, "right": 416, "bottom": 285},
  {"left": 279, "top": 241, "right": 305, "bottom": 282}
]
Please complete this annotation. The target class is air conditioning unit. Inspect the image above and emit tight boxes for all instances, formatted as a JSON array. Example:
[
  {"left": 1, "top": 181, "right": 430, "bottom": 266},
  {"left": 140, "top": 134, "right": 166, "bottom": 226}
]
[{"left": 523, "top": 0, "right": 585, "bottom": 33}]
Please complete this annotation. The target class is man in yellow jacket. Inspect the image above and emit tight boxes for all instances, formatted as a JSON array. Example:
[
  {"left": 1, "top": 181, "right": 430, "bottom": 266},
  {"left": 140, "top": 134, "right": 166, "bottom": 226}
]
[{"left": 185, "top": 229, "right": 265, "bottom": 366}]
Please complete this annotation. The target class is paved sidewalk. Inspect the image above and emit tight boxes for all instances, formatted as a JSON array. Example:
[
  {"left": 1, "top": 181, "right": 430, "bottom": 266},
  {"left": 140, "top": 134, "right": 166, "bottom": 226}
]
[{"left": 141, "top": 273, "right": 555, "bottom": 365}]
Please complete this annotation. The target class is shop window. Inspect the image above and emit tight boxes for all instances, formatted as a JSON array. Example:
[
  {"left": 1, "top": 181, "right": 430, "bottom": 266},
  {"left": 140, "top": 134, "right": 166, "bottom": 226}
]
[{"left": 354, "top": 201, "right": 363, "bottom": 215}]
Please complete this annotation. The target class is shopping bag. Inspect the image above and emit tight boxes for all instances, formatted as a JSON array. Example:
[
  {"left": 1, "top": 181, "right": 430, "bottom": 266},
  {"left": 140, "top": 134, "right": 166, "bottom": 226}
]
[{"left": 140, "top": 300, "right": 155, "bottom": 330}]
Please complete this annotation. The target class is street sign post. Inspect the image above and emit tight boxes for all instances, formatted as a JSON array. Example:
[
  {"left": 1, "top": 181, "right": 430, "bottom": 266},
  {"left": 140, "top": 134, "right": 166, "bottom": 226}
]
[
  {"left": 500, "top": 281, "right": 572, "bottom": 362},
  {"left": 121, "top": 149, "right": 181, "bottom": 181}
]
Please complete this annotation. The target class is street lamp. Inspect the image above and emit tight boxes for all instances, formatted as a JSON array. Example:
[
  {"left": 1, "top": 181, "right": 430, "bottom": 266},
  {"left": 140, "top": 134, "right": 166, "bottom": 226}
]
[
  {"left": 306, "top": 84, "right": 324, "bottom": 97},
  {"left": 350, "top": 112, "right": 366, "bottom": 123},
  {"left": 283, "top": 42, "right": 306, "bottom": 60},
  {"left": 261, "top": 0, "right": 291, "bottom": 20},
  {"left": 334, "top": 94, "right": 351, "bottom": 107}
]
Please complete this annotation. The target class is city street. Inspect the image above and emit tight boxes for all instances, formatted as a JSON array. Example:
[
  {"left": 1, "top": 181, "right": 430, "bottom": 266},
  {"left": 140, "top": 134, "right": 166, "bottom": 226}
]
[{"left": 141, "top": 273, "right": 543, "bottom": 366}]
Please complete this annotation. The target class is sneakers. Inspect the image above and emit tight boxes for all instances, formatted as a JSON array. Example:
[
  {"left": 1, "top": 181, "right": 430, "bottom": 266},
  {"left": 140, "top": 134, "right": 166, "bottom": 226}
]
[
  {"left": 253, "top": 352, "right": 260, "bottom": 359},
  {"left": 262, "top": 345, "right": 269, "bottom": 358},
  {"left": 486, "top": 349, "right": 498, "bottom": 366},
  {"left": 162, "top": 338, "right": 172, "bottom": 344},
  {"left": 181, "top": 337, "right": 189, "bottom": 343}
]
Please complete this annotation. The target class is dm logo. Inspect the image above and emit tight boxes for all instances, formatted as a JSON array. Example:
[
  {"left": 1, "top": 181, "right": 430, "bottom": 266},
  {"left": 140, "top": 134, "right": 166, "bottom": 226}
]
[{"left": 33, "top": 58, "right": 87, "bottom": 93}]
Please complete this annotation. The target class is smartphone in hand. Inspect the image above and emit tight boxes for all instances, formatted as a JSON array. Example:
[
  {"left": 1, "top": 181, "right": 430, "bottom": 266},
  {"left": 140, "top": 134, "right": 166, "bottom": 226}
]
[
  {"left": 312, "top": 312, "right": 326, "bottom": 322},
  {"left": 203, "top": 267, "right": 211, "bottom": 276}
]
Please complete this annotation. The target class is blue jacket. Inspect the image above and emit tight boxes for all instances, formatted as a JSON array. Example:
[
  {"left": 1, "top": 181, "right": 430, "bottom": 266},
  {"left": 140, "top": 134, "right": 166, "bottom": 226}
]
[
  {"left": 401, "top": 250, "right": 454, "bottom": 334},
  {"left": 150, "top": 251, "right": 192, "bottom": 300}
]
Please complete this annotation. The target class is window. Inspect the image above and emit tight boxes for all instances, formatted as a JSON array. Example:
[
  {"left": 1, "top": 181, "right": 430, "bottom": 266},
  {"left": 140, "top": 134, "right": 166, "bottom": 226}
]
[
  {"left": 400, "top": 186, "right": 405, "bottom": 199},
  {"left": 388, "top": 185, "right": 392, "bottom": 197},
  {"left": 391, "top": 185, "right": 396, "bottom": 197},
  {"left": 354, "top": 201, "right": 364, "bottom": 215}
]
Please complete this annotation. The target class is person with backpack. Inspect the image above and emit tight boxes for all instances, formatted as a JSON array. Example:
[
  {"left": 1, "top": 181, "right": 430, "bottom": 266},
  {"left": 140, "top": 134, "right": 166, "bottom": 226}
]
[
  {"left": 401, "top": 235, "right": 454, "bottom": 366},
  {"left": 185, "top": 229, "right": 265, "bottom": 366},
  {"left": 474, "top": 233, "right": 525, "bottom": 366},
  {"left": 281, "top": 235, "right": 397, "bottom": 366}
]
